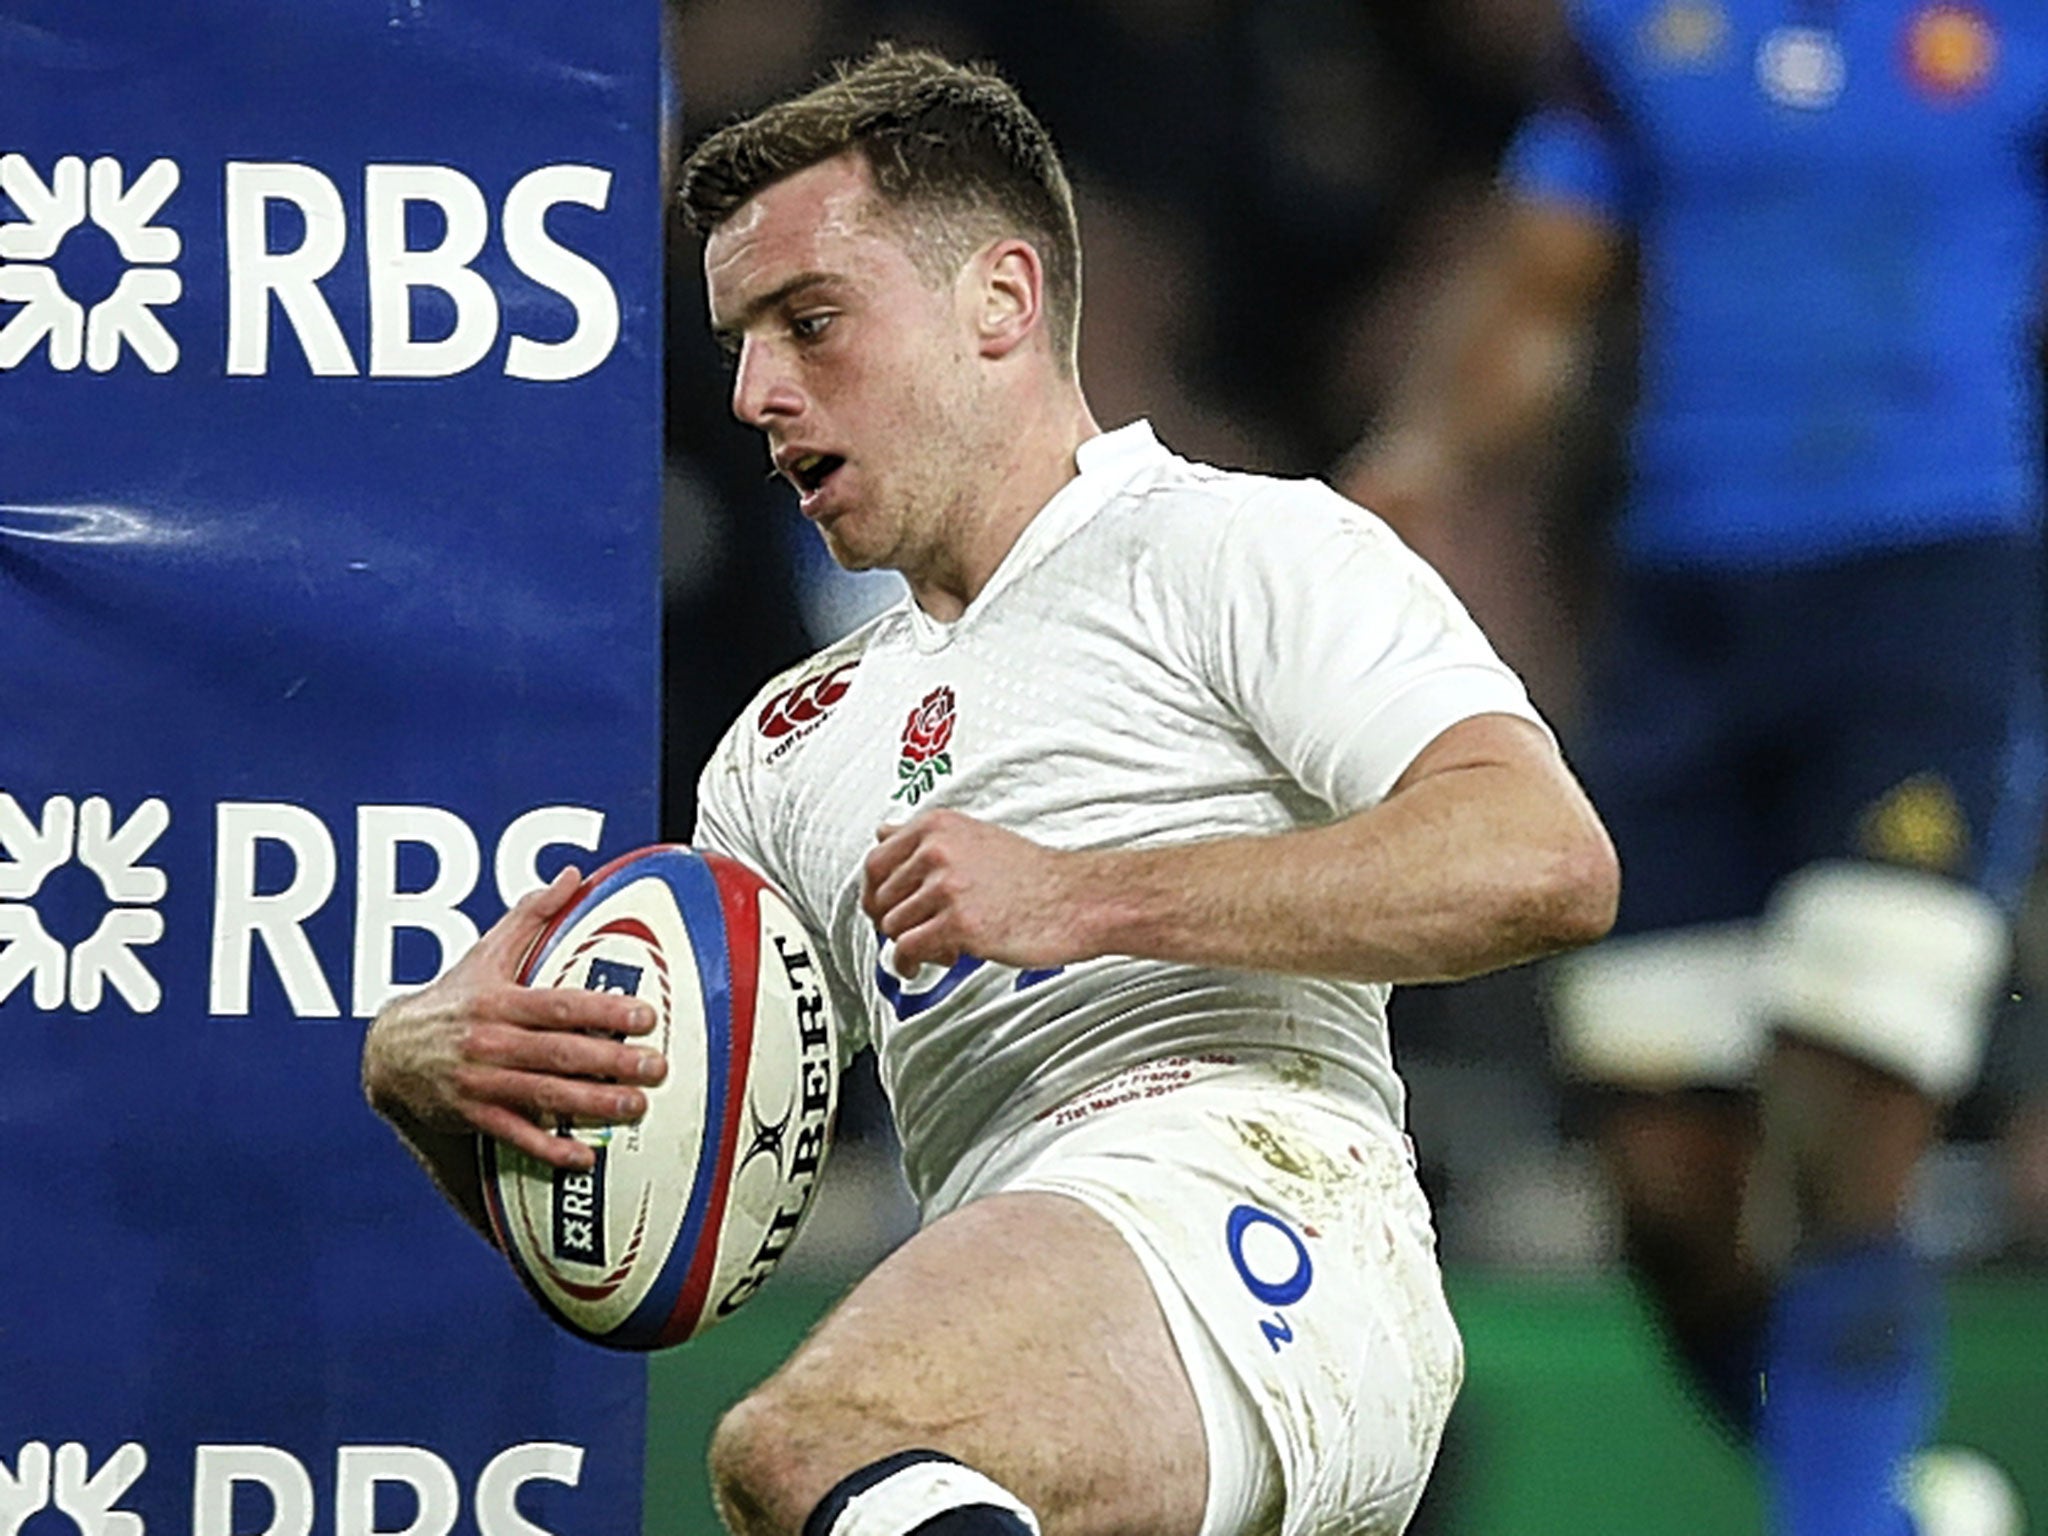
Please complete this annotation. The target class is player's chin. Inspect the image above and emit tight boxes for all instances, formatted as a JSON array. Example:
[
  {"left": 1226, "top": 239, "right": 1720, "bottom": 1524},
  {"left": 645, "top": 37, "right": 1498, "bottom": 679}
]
[{"left": 818, "top": 521, "right": 884, "bottom": 573}]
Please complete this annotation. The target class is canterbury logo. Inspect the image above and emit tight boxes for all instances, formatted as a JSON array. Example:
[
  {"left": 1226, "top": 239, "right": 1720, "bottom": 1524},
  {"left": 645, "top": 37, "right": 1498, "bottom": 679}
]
[{"left": 757, "top": 662, "right": 857, "bottom": 740}]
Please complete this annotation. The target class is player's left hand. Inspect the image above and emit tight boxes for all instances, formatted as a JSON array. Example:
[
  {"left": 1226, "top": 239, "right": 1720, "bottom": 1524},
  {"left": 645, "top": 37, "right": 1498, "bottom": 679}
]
[{"left": 863, "top": 809, "right": 1095, "bottom": 973}]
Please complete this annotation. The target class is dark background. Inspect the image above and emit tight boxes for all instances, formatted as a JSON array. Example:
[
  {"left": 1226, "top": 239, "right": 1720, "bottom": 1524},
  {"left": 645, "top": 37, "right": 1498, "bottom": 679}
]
[{"left": 658, "top": 0, "right": 2048, "bottom": 1284}]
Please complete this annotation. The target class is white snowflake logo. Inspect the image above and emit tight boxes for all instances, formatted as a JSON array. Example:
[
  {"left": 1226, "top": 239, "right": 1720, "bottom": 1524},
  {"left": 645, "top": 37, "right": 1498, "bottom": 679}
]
[
  {"left": 0, "top": 792, "right": 168, "bottom": 1013},
  {"left": 0, "top": 155, "right": 182, "bottom": 373},
  {"left": 0, "top": 1442, "right": 146, "bottom": 1536}
]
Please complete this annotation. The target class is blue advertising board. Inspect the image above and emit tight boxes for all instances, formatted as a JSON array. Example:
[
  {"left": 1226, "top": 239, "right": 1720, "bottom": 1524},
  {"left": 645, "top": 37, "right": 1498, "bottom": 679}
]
[{"left": 0, "top": 5, "right": 662, "bottom": 1531}]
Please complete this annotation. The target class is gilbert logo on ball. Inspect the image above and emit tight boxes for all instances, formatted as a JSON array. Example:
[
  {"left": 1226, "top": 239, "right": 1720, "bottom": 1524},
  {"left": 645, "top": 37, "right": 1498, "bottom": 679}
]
[{"left": 482, "top": 845, "right": 838, "bottom": 1350}]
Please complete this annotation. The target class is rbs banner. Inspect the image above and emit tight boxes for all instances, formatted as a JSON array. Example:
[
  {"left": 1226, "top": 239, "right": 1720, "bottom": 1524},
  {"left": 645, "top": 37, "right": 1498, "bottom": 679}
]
[{"left": 0, "top": 6, "right": 662, "bottom": 1533}]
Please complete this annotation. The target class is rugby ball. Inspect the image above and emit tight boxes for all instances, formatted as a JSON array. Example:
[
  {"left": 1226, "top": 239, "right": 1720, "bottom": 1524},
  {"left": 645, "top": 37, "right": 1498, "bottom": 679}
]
[{"left": 481, "top": 845, "right": 839, "bottom": 1350}]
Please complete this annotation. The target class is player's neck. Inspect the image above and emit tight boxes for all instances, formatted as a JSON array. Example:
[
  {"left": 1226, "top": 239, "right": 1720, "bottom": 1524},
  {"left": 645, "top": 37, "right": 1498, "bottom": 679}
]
[{"left": 907, "top": 388, "right": 1100, "bottom": 623}]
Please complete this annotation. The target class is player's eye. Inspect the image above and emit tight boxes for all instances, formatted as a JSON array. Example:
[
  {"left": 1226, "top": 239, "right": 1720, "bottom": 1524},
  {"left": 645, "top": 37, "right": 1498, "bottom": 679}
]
[{"left": 790, "top": 311, "right": 834, "bottom": 342}]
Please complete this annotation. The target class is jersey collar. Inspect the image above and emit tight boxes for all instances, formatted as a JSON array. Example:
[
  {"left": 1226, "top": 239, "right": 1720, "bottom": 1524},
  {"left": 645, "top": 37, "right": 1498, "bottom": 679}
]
[
  {"left": 905, "top": 418, "right": 1170, "bottom": 650},
  {"left": 1074, "top": 417, "right": 1168, "bottom": 479}
]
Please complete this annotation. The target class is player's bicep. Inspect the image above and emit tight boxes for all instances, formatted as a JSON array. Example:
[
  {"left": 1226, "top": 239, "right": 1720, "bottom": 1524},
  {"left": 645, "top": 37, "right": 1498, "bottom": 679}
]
[
  {"left": 1384, "top": 710, "right": 1619, "bottom": 927},
  {"left": 1386, "top": 711, "right": 1567, "bottom": 799},
  {"left": 1207, "top": 492, "right": 1546, "bottom": 814}
]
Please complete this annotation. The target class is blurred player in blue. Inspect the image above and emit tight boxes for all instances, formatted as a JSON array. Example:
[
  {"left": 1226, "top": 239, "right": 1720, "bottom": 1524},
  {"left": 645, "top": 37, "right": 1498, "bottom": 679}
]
[{"left": 1345, "top": 3, "right": 2048, "bottom": 1532}]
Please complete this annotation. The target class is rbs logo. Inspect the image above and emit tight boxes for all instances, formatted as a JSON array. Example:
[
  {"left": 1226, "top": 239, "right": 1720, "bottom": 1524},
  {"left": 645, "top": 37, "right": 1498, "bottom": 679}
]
[
  {"left": 0, "top": 792, "right": 607, "bottom": 1019},
  {"left": 0, "top": 1439, "right": 589, "bottom": 1536},
  {"left": 0, "top": 154, "right": 181, "bottom": 372},
  {"left": 0, "top": 153, "right": 620, "bottom": 380}
]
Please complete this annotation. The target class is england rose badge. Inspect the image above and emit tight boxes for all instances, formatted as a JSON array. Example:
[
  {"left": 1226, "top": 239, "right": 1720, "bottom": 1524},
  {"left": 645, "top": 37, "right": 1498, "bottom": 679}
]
[{"left": 892, "top": 686, "right": 956, "bottom": 805}]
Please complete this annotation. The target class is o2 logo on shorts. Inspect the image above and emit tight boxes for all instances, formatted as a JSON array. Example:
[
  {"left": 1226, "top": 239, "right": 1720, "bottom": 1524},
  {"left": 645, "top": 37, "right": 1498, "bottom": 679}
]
[{"left": 1226, "top": 1204, "right": 1313, "bottom": 1353}]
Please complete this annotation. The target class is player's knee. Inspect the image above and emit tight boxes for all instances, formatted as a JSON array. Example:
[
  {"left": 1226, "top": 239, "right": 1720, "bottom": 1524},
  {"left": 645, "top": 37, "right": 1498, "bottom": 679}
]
[
  {"left": 1764, "top": 860, "right": 2007, "bottom": 1098},
  {"left": 712, "top": 1375, "right": 949, "bottom": 1536},
  {"left": 800, "top": 1451, "right": 1041, "bottom": 1536},
  {"left": 1598, "top": 1090, "right": 1753, "bottom": 1228},
  {"left": 1549, "top": 925, "right": 1762, "bottom": 1090},
  {"left": 710, "top": 1387, "right": 821, "bottom": 1536},
  {"left": 714, "top": 1400, "right": 1043, "bottom": 1536}
]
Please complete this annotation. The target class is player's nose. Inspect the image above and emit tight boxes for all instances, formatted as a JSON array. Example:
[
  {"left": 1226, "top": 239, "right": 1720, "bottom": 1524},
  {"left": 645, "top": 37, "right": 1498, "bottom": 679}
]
[{"left": 729, "top": 338, "right": 803, "bottom": 427}]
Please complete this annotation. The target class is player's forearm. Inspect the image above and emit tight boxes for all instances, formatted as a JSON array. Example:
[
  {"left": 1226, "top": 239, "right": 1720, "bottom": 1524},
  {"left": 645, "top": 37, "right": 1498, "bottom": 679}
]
[
  {"left": 1348, "top": 287, "right": 1583, "bottom": 512},
  {"left": 1341, "top": 202, "right": 1614, "bottom": 522},
  {"left": 1072, "top": 753, "right": 1616, "bottom": 985},
  {"left": 363, "top": 1076, "right": 498, "bottom": 1243}
]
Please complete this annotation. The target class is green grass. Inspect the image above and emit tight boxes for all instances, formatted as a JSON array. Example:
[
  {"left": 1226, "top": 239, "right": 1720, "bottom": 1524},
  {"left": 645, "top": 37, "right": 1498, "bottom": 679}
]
[{"left": 644, "top": 1270, "right": 2048, "bottom": 1535}]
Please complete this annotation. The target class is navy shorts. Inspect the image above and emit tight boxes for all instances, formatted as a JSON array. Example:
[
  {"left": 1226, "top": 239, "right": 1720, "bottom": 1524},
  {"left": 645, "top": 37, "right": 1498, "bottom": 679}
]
[{"left": 1573, "top": 533, "right": 2047, "bottom": 938}]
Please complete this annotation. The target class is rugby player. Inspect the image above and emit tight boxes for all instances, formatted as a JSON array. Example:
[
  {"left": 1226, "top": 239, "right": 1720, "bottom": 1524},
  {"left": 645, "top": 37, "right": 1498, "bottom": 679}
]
[
  {"left": 1345, "top": 5, "right": 2048, "bottom": 1532},
  {"left": 365, "top": 45, "right": 1618, "bottom": 1536}
]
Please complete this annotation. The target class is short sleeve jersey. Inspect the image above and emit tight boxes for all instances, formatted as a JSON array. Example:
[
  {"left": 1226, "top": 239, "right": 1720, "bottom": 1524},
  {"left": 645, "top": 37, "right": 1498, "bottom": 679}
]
[
  {"left": 1505, "top": 0, "right": 2048, "bottom": 568},
  {"left": 695, "top": 422, "right": 1543, "bottom": 1212}
]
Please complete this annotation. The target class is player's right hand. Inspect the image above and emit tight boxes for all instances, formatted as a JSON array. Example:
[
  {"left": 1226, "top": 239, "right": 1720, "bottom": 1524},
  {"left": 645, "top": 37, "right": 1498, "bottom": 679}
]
[{"left": 359, "top": 865, "right": 667, "bottom": 1167}]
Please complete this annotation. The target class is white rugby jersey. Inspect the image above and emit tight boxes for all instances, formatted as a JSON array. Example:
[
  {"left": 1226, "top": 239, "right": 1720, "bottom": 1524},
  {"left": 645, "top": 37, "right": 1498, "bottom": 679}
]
[{"left": 694, "top": 421, "right": 1544, "bottom": 1213}]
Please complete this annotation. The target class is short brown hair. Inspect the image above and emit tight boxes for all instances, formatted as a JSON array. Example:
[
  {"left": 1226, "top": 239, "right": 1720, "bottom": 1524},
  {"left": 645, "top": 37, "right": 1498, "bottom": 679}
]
[{"left": 678, "top": 44, "right": 1083, "bottom": 370}]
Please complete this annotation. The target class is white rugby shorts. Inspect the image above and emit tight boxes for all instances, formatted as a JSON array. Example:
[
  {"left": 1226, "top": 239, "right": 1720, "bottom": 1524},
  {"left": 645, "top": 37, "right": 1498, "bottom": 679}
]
[{"left": 950, "top": 1053, "right": 1465, "bottom": 1536}]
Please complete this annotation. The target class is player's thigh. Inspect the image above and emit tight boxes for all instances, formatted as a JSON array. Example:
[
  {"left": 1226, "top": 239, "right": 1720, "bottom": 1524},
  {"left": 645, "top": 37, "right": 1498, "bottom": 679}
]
[
  {"left": 992, "top": 1057, "right": 1464, "bottom": 1536},
  {"left": 1752, "top": 539, "right": 2041, "bottom": 1093},
  {"left": 1781, "top": 533, "right": 2046, "bottom": 900},
  {"left": 1571, "top": 568, "right": 1780, "bottom": 935},
  {"left": 717, "top": 1187, "right": 1205, "bottom": 1536},
  {"left": 1552, "top": 572, "right": 1780, "bottom": 1091}
]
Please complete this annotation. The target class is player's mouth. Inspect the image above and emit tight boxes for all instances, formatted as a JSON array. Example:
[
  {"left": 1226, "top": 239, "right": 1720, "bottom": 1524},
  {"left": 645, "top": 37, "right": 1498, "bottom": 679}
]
[
  {"left": 777, "top": 450, "right": 842, "bottom": 492},
  {"left": 782, "top": 451, "right": 847, "bottom": 516}
]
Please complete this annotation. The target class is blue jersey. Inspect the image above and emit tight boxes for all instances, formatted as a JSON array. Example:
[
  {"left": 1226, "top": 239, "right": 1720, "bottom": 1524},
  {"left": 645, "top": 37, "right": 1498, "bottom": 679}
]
[{"left": 1506, "top": 1, "right": 2048, "bottom": 569}]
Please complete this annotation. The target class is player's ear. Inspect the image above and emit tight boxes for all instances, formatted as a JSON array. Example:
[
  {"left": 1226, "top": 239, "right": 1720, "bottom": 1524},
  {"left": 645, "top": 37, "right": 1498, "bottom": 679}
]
[{"left": 971, "top": 238, "right": 1044, "bottom": 361}]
